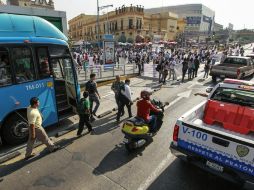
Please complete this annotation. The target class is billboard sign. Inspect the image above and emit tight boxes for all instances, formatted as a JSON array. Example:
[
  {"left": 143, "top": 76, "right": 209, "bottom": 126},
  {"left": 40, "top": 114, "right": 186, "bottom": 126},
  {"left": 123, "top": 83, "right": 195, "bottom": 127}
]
[
  {"left": 103, "top": 41, "right": 115, "bottom": 64},
  {"left": 203, "top": 15, "right": 211, "bottom": 23},
  {"left": 186, "top": 17, "right": 201, "bottom": 25}
]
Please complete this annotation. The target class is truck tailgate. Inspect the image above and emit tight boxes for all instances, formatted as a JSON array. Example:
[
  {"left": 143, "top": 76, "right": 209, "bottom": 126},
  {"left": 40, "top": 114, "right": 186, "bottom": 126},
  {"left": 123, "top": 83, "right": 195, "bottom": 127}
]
[
  {"left": 211, "top": 65, "right": 238, "bottom": 74},
  {"left": 177, "top": 122, "right": 254, "bottom": 177}
]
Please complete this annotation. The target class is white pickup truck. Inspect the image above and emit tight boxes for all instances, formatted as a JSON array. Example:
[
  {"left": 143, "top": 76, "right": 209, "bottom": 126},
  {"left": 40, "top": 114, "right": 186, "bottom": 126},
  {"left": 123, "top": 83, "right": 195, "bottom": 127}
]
[{"left": 170, "top": 79, "right": 254, "bottom": 189}]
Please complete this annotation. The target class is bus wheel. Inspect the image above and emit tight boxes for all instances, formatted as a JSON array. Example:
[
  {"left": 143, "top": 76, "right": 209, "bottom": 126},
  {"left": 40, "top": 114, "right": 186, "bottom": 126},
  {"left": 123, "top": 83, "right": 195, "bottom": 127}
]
[{"left": 2, "top": 114, "right": 29, "bottom": 145}]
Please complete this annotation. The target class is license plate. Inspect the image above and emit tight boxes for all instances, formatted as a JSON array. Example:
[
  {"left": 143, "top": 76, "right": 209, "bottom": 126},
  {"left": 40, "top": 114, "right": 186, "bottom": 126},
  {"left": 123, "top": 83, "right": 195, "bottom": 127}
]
[
  {"left": 220, "top": 75, "right": 225, "bottom": 78},
  {"left": 206, "top": 160, "right": 224, "bottom": 172},
  {"left": 123, "top": 138, "right": 129, "bottom": 143}
]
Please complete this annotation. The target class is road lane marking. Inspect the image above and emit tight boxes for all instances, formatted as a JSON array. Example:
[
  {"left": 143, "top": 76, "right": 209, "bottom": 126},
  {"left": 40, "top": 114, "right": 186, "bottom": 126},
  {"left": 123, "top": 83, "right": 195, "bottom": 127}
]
[
  {"left": 137, "top": 153, "right": 175, "bottom": 190},
  {"left": 164, "top": 97, "right": 183, "bottom": 111}
]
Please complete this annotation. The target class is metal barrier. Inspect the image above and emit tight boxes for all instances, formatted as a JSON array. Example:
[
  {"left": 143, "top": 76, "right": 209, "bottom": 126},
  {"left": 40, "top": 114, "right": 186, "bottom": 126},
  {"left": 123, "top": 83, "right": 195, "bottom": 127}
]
[{"left": 78, "top": 63, "right": 139, "bottom": 84}]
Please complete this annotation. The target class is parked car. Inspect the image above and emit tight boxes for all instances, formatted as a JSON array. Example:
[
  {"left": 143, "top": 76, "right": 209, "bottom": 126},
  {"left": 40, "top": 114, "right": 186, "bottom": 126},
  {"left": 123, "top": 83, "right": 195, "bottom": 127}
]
[
  {"left": 210, "top": 56, "right": 254, "bottom": 82},
  {"left": 246, "top": 53, "right": 254, "bottom": 60}
]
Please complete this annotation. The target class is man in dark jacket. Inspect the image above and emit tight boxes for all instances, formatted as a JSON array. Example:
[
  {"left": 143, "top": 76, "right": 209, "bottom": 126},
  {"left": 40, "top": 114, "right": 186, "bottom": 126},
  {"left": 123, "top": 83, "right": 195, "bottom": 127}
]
[
  {"left": 182, "top": 58, "right": 188, "bottom": 83},
  {"left": 194, "top": 56, "right": 200, "bottom": 77},
  {"left": 85, "top": 73, "right": 100, "bottom": 121}
]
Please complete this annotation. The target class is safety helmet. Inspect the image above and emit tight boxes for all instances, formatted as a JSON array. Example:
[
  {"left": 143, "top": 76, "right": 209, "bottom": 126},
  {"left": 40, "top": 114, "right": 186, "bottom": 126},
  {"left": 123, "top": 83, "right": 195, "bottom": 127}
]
[{"left": 140, "top": 90, "right": 151, "bottom": 100}]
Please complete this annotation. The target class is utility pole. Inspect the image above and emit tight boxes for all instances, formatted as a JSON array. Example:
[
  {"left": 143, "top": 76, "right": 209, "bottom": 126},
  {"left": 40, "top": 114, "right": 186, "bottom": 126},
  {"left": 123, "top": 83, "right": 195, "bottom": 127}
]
[
  {"left": 99, "top": 4, "right": 113, "bottom": 35},
  {"left": 96, "top": 0, "right": 100, "bottom": 44}
]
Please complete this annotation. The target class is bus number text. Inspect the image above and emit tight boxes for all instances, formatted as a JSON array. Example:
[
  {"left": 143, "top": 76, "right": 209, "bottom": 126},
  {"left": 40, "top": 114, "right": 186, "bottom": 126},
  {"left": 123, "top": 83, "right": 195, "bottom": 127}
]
[{"left": 26, "top": 83, "right": 45, "bottom": 91}]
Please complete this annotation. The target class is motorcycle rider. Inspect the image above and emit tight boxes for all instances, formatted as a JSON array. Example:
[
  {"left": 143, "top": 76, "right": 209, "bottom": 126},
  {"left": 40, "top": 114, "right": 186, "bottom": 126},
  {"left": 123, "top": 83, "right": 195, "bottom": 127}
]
[{"left": 136, "top": 90, "right": 161, "bottom": 132}]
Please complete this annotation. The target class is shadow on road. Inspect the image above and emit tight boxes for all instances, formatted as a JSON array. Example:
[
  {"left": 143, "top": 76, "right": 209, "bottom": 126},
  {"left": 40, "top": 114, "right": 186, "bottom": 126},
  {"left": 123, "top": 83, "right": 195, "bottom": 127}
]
[
  {"left": 0, "top": 136, "right": 80, "bottom": 178},
  {"left": 148, "top": 159, "right": 240, "bottom": 190},
  {"left": 92, "top": 143, "right": 138, "bottom": 175},
  {"left": 92, "top": 114, "right": 121, "bottom": 135}
]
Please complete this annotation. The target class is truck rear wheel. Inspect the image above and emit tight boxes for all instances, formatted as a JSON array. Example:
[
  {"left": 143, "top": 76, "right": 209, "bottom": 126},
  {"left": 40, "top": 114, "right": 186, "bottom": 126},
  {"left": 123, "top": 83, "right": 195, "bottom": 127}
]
[
  {"left": 1, "top": 113, "right": 29, "bottom": 145},
  {"left": 212, "top": 76, "right": 217, "bottom": 83}
]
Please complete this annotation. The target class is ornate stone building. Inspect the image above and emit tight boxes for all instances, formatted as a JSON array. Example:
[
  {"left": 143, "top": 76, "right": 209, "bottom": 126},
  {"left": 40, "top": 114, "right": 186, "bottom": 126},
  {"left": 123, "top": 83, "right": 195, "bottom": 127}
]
[
  {"left": 68, "top": 5, "right": 178, "bottom": 43},
  {"left": 7, "top": 0, "right": 54, "bottom": 9}
]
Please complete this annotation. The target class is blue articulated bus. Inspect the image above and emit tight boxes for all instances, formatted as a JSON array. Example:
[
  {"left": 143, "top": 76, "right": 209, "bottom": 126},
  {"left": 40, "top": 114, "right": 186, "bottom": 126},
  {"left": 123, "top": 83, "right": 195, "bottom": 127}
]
[{"left": 0, "top": 14, "right": 80, "bottom": 145}]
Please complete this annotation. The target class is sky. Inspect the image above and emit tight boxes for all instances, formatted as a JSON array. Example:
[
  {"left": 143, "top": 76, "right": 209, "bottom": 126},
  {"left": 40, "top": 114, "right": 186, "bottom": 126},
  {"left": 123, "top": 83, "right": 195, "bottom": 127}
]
[{"left": 2, "top": 0, "right": 253, "bottom": 29}]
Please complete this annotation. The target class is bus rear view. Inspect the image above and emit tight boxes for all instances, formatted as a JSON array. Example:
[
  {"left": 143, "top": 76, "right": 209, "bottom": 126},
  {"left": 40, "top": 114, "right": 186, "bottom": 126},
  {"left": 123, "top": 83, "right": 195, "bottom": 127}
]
[{"left": 0, "top": 14, "right": 80, "bottom": 145}]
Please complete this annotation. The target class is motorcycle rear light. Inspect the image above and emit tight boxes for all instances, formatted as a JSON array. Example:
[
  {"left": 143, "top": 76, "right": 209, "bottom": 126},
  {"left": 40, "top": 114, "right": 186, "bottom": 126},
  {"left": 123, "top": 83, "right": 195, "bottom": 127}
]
[
  {"left": 132, "top": 127, "right": 139, "bottom": 132},
  {"left": 173, "top": 125, "right": 179, "bottom": 142}
]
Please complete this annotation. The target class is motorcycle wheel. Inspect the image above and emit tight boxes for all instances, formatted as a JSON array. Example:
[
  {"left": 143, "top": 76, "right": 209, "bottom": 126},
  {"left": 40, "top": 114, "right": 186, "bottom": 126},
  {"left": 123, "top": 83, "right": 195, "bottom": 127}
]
[{"left": 125, "top": 142, "right": 135, "bottom": 152}]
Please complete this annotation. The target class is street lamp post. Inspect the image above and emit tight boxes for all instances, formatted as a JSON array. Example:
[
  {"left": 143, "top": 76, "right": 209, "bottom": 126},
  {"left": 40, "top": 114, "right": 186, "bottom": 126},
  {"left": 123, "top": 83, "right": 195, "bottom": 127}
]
[
  {"left": 96, "top": 0, "right": 100, "bottom": 44},
  {"left": 99, "top": 4, "right": 113, "bottom": 35}
]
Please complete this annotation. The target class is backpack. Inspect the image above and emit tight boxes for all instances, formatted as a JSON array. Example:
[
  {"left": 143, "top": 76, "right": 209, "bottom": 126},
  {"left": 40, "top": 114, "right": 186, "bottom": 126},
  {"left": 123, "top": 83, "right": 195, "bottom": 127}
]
[
  {"left": 156, "top": 64, "right": 161, "bottom": 72},
  {"left": 77, "top": 98, "right": 86, "bottom": 115}
]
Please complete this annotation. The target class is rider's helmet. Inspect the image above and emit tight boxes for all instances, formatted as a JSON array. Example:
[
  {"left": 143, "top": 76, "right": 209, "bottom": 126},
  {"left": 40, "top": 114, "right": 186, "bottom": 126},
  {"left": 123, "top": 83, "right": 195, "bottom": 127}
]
[{"left": 140, "top": 90, "right": 151, "bottom": 100}]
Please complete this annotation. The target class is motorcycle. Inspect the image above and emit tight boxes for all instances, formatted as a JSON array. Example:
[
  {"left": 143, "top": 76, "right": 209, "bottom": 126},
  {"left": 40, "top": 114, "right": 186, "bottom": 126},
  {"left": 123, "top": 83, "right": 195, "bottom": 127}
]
[{"left": 121, "top": 99, "right": 168, "bottom": 152}]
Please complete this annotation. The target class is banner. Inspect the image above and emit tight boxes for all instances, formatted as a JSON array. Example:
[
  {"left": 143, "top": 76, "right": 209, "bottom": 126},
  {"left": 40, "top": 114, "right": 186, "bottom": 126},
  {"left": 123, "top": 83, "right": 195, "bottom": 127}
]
[
  {"left": 104, "top": 41, "right": 115, "bottom": 64},
  {"left": 203, "top": 15, "right": 211, "bottom": 23},
  {"left": 186, "top": 17, "right": 201, "bottom": 25}
]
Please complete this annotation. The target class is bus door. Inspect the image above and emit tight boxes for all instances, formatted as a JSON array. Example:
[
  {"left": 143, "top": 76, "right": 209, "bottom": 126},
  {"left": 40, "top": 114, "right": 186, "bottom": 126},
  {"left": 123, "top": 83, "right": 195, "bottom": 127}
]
[{"left": 49, "top": 46, "right": 79, "bottom": 120}]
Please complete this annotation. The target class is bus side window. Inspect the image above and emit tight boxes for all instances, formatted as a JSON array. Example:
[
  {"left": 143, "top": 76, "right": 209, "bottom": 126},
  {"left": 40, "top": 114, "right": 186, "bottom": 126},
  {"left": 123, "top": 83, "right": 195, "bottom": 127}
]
[
  {"left": 0, "top": 47, "right": 12, "bottom": 87},
  {"left": 12, "top": 47, "right": 35, "bottom": 83},
  {"left": 37, "top": 47, "right": 51, "bottom": 78}
]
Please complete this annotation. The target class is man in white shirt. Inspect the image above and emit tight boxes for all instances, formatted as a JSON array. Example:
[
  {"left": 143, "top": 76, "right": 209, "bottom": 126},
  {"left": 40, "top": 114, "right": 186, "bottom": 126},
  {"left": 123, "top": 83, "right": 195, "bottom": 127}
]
[
  {"left": 168, "top": 58, "right": 176, "bottom": 80},
  {"left": 116, "top": 79, "right": 133, "bottom": 122}
]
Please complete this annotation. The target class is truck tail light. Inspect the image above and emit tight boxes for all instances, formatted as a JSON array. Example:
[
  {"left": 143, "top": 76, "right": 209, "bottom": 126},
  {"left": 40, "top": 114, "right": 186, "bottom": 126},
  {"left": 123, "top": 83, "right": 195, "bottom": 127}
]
[
  {"left": 173, "top": 125, "right": 180, "bottom": 142},
  {"left": 237, "top": 69, "right": 241, "bottom": 78}
]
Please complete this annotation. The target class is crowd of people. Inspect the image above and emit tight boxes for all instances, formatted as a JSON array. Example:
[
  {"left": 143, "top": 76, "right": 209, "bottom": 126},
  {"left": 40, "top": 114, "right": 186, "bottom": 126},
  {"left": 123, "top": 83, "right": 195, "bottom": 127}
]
[
  {"left": 25, "top": 42, "right": 250, "bottom": 159},
  {"left": 71, "top": 44, "right": 234, "bottom": 83}
]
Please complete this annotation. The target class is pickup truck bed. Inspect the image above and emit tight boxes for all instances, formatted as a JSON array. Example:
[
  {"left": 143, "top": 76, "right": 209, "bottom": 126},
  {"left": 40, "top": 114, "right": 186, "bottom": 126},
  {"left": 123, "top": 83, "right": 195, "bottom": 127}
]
[{"left": 171, "top": 101, "right": 254, "bottom": 189}]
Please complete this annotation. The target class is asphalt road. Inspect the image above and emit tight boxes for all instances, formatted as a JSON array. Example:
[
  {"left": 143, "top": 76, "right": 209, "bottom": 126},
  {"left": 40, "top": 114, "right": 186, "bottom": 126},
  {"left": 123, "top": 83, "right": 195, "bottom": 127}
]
[{"left": 1, "top": 71, "right": 248, "bottom": 190}]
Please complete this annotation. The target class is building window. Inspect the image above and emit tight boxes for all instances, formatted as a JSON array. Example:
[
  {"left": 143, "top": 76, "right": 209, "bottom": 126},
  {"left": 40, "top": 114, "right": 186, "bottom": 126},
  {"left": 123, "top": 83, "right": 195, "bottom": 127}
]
[
  {"left": 115, "top": 21, "right": 118, "bottom": 30},
  {"left": 121, "top": 19, "right": 124, "bottom": 30},
  {"left": 136, "top": 19, "right": 142, "bottom": 29},
  {"left": 129, "top": 19, "right": 133, "bottom": 29}
]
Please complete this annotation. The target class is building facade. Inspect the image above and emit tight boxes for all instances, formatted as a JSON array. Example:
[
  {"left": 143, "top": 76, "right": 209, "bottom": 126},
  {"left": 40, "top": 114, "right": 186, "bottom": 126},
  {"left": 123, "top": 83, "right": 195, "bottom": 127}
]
[
  {"left": 214, "top": 22, "right": 223, "bottom": 32},
  {"left": 68, "top": 5, "right": 178, "bottom": 43},
  {"left": 146, "top": 4, "right": 215, "bottom": 41},
  {"left": 7, "top": 0, "right": 54, "bottom": 9}
]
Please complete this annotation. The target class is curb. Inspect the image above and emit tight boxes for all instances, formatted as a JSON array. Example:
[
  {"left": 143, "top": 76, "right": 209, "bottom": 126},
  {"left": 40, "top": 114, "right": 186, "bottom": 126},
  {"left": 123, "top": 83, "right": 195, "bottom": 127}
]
[
  {"left": 97, "top": 110, "right": 113, "bottom": 118},
  {"left": 0, "top": 151, "right": 21, "bottom": 164},
  {"left": 55, "top": 125, "right": 77, "bottom": 138}
]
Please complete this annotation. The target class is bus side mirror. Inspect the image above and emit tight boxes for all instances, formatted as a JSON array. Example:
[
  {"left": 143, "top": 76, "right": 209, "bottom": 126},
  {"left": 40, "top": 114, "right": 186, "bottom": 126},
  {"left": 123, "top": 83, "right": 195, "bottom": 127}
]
[{"left": 206, "top": 87, "right": 213, "bottom": 93}]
